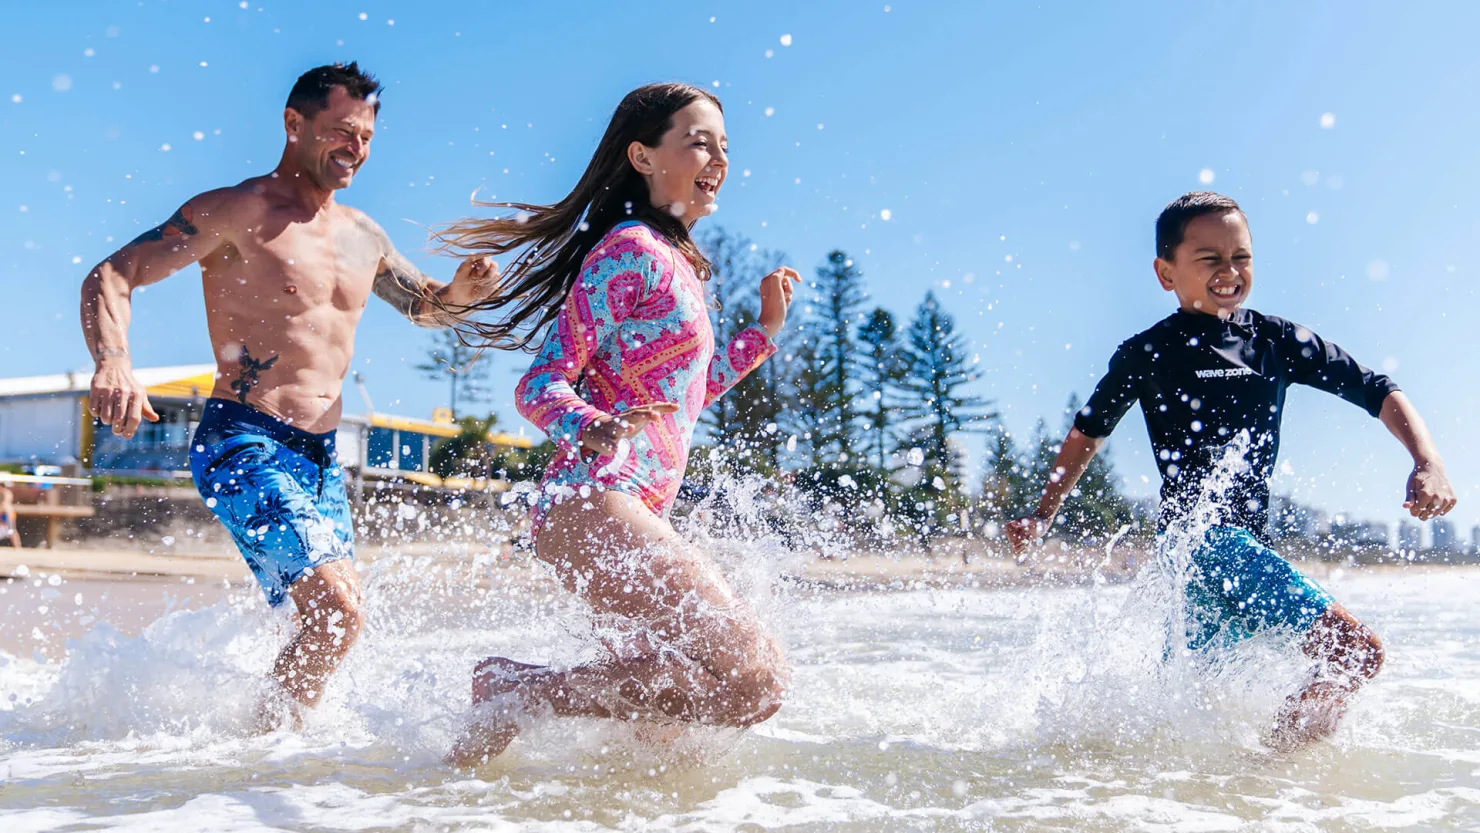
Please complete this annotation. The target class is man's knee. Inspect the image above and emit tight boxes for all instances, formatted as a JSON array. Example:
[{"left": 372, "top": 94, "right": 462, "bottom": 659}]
[{"left": 293, "top": 564, "right": 364, "bottom": 646}]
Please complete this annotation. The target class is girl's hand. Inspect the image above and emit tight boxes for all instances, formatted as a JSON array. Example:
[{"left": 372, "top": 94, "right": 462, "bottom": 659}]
[
  {"left": 757, "top": 267, "right": 801, "bottom": 339},
  {"left": 579, "top": 402, "right": 680, "bottom": 455}
]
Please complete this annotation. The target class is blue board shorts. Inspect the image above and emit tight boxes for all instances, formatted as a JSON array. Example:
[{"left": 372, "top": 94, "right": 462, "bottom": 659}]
[
  {"left": 1184, "top": 526, "right": 1334, "bottom": 650},
  {"left": 190, "top": 398, "right": 354, "bottom": 607}
]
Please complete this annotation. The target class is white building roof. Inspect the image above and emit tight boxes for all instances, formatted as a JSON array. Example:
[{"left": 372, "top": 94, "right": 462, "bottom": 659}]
[{"left": 0, "top": 364, "right": 218, "bottom": 398}]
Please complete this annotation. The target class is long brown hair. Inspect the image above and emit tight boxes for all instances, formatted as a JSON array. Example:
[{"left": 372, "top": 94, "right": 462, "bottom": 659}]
[{"left": 439, "top": 83, "right": 721, "bottom": 350}]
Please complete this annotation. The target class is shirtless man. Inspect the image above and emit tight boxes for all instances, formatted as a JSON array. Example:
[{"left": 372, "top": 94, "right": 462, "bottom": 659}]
[{"left": 79, "top": 63, "right": 497, "bottom": 730}]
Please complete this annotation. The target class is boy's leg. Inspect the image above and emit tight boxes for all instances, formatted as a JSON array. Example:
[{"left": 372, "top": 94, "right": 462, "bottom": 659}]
[
  {"left": 1268, "top": 603, "right": 1383, "bottom": 752},
  {"left": 1190, "top": 527, "right": 1383, "bottom": 750}
]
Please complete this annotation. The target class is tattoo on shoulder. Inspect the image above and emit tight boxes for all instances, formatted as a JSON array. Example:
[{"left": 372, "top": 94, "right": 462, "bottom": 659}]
[
  {"left": 355, "top": 212, "right": 446, "bottom": 325},
  {"left": 374, "top": 257, "right": 430, "bottom": 320},
  {"left": 129, "top": 205, "right": 200, "bottom": 247},
  {"left": 230, "top": 345, "right": 280, "bottom": 404}
]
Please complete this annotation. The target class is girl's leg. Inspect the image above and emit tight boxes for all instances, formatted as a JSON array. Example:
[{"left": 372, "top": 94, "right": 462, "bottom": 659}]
[{"left": 448, "top": 492, "right": 788, "bottom": 766}]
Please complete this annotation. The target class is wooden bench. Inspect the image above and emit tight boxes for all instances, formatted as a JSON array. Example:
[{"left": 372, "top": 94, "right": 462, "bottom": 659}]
[{"left": 1, "top": 474, "right": 96, "bottom": 549}]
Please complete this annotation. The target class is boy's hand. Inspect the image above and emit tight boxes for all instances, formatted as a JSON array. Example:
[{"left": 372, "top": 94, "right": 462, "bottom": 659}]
[
  {"left": 1006, "top": 515, "right": 1052, "bottom": 561},
  {"left": 1404, "top": 461, "right": 1457, "bottom": 520}
]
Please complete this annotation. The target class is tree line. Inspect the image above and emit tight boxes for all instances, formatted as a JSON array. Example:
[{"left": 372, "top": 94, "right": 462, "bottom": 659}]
[{"left": 422, "top": 225, "right": 1140, "bottom": 545}]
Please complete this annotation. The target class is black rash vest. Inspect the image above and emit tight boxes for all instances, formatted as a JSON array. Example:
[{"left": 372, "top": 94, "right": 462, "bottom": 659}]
[{"left": 1074, "top": 307, "right": 1399, "bottom": 539}]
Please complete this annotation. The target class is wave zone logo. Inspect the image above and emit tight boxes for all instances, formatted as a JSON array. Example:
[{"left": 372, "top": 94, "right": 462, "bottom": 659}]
[{"left": 1194, "top": 367, "right": 1256, "bottom": 379}]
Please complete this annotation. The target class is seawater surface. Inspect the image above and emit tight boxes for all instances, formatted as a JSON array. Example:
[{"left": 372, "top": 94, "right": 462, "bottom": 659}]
[{"left": 0, "top": 549, "right": 1476, "bottom": 832}]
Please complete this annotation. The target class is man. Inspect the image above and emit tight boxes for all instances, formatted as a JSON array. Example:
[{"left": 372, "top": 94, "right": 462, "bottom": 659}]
[
  {"left": 79, "top": 63, "right": 497, "bottom": 730},
  {"left": 1007, "top": 192, "right": 1456, "bottom": 752}
]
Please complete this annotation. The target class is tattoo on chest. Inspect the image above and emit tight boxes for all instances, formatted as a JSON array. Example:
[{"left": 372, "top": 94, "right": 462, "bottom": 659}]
[
  {"left": 129, "top": 205, "right": 199, "bottom": 247},
  {"left": 230, "top": 345, "right": 280, "bottom": 404}
]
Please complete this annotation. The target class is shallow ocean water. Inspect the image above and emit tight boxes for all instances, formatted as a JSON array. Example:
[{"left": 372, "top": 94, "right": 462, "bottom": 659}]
[{"left": 0, "top": 551, "right": 1476, "bottom": 832}]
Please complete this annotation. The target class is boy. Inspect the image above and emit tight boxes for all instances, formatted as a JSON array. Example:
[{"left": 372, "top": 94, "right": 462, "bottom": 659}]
[{"left": 1007, "top": 191, "right": 1457, "bottom": 751}]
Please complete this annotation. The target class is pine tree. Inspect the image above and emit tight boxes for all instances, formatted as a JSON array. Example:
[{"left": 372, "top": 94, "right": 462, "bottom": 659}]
[
  {"left": 856, "top": 307, "right": 905, "bottom": 471},
  {"left": 783, "top": 325, "right": 831, "bottom": 469},
  {"left": 1022, "top": 417, "right": 1061, "bottom": 527},
  {"left": 416, "top": 329, "right": 492, "bottom": 419},
  {"left": 1056, "top": 393, "right": 1132, "bottom": 540},
  {"left": 980, "top": 422, "right": 1034, "bottom": 520},
  {"left": 696, "top": 226, "right": 789, "bottom": 473},
  {"left": 697, "top": 226, "right": 761, "bottom": 439},
  {"left": 809, "top": 251, "right": 868, "bottom": 463},
  {"left": 895, "top": 291, "right": 994, "bottom": 489}
]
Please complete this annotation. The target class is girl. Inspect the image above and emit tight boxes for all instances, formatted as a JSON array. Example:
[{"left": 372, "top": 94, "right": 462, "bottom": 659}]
[{"left": 442, "top": 83, "right": 800, "bottom": 765}]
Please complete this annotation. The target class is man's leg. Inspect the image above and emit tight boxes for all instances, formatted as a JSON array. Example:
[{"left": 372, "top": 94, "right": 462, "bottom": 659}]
[
  {"left": 256, "top": 558, "right": 364, "bottom": 731},
  {"left": 1267, "top": 603, "right": 1383, "bottom": 752}
]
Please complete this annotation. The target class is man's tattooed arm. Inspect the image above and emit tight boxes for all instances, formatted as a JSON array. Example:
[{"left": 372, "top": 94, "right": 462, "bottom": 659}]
[
  {"left": 82, "top": 191, "right": 231, "bottom": 365},
  {"left": 357, "top": 213, "right": 455, "bottom": 328},
  {"left": 127, "top": 204, "right": 201, "bottom": 249}
]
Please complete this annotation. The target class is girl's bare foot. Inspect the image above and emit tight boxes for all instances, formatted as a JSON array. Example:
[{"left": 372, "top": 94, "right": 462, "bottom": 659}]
[{"left": 446, "top": 657, "right": 544, "bottom": 767}]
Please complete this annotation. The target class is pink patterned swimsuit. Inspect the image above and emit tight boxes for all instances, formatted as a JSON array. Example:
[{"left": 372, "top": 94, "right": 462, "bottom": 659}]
[{"left": 516, "top": 220, "right": 776, "bottom": 537}]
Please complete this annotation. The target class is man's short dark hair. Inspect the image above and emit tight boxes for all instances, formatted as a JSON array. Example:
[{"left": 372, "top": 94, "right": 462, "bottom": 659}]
[
  {"left": 1156, "top": 191, "right": 1243, "bottom": 260},
  {"left": 285, "top": 62, "right": 382, "bottom": 119}
]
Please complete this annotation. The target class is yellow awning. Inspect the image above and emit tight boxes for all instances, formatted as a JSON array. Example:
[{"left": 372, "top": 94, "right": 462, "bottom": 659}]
[
  {"left": 486, "top": 431, "right": 534, "bottom": 449},
  {"left": 145, "top": 371, "right": 216, "bottom": 399},
  {"left": 399, "top": 471, "right": 444, "bottom": 488},
  {"left": 367, "top": 414, "right": 462, "bottom": 438},
  {"left": 362, "top": 415, "right": 536, "bottom": 448}
]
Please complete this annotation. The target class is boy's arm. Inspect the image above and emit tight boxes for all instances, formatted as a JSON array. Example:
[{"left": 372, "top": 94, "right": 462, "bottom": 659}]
[
  {"left": 1006, "top": 428, "right": 1107, "bottom": 555},
  {"left": 1280, "top": 320, "right": 1455, "bottom": 520},
  {"left": 80, "top": 191, "right": 235, "bottom": 439},
  {"left": 1008, "top": 341, "right": 1141, "bottom": 556},
  {"left": 1378, "top": 392, "right": 1457, "bottom": 520}
]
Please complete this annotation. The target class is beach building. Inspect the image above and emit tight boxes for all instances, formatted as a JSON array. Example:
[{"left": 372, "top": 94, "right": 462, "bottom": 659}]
[
  {"left": 1430, "top": 519, "right": 1458, "bottom": 553},
  {"left": 1397, "top": 521, "right": 1422, "bottom": 553},
  {"left": 0, "top": 365, "right": 533, "bottom": 486},
  {"left": 1328, "top": 517, "right": 1390, "bottom": 549}
]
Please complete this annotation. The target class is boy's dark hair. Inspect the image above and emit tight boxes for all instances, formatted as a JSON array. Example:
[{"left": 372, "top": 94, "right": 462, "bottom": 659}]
[
  {"left": 1156, "top": 191, "right": 1243, "bottom": 260},
  {"left": 285, "top": 62, "right": 382, "bottom": 119}
]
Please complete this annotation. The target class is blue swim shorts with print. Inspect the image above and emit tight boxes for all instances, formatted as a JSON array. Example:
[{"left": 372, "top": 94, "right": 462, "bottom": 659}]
[
  {"left": 190, "top": 398, "right": 354, "bottom": 607},
  {"left": 1184, "top": 526, "right": 1334, "bottom": 650}
]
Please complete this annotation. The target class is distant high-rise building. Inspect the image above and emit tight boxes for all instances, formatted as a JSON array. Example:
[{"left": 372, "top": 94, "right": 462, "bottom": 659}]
[
  {"left": 1431, "top": 519, "right": 1458, "bottom": 552},
  {"left": 1472, "top": 525, "right": 1480, "bottom": 553},
  {"left": 1397, "top": 521, "right": 1422, "bottom": 552}
]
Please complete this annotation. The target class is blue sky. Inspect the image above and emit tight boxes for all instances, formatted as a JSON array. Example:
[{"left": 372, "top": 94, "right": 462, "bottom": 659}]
[{"left": 2, "top": 1, "right": 1476, "bottom": 537}]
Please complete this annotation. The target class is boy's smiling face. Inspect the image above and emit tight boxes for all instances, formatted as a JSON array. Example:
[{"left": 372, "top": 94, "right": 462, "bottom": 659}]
[{"left": 1154, "top": 210, "right": 1253, "bottom": 317}]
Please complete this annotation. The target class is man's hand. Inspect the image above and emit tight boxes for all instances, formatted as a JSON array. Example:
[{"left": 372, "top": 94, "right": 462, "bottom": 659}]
[
  {"left": 1005, "top": 515, "right": 1052, "bottom": 561},
  {"left": 1404, "top": 461, "right": 1457, "bottom": 521},
  {"left": 89, "top": 358, "right": 159, "bottom": 439},
  {"left": 447, "top": 255, "right": 500, "bottom": 306},
  {"left": 578, "top": 403, "right": 680, "bottom": 455},
  {"left": 757, "top": 267, "right": 801, "bottom": 339}
]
